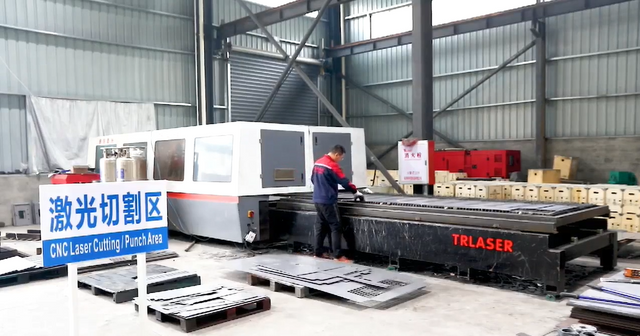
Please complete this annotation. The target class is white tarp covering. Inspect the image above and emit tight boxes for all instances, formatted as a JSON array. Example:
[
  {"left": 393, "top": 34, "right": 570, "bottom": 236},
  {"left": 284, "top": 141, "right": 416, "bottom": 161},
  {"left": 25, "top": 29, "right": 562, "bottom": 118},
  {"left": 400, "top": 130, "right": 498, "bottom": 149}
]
[{"left": 26, "top": 96, "right": 157, "bottom": 173}]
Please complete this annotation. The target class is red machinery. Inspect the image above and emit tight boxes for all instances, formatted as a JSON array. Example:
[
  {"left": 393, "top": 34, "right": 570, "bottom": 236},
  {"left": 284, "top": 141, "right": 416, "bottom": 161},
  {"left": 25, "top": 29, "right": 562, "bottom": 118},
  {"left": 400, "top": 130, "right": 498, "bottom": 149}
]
[
  {"left": 433, "top": 149, "right": 521, "bottom": 178},
  {"left": 50, "top": 173, "right": 100, "bottom": 184}
]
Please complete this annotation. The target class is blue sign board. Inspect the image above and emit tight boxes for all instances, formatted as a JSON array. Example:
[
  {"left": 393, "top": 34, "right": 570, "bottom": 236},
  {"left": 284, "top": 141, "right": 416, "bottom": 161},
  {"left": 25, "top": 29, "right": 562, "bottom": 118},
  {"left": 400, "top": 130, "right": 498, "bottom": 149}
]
[{"left": 39, "top": 181, "right": 168, "bottom": 267}]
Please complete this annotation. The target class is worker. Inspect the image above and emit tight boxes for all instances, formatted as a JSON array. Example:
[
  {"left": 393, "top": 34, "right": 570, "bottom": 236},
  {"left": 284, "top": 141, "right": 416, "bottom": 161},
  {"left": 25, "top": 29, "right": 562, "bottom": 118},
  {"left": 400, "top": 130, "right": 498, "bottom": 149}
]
[{"left": 311, "top": 144, "right": 364, "bottom": 262}]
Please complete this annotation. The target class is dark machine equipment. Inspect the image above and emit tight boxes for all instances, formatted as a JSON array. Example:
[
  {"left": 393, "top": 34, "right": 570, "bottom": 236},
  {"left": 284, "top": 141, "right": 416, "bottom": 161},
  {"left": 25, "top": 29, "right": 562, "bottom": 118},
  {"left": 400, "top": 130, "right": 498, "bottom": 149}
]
[{"left": 270, "top": 194, "right": 618, "bottom": 295}]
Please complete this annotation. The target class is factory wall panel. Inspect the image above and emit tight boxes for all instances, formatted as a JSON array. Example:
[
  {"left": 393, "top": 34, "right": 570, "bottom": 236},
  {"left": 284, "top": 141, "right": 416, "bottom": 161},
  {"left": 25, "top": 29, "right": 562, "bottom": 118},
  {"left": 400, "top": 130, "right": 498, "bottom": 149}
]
[
  {"left": 229, "top": 52, "right": 320, "bottom": 126},
  {"left": 156, "top": 105, "right": 198, "bottom": 130},
  {"left": 0, "top": 0, "right": 196, "bottom": 105},
  {"left": 0, "top": 94, "right": 27, "bottom": 174},
  {"left": 345, "top": 20, "right": 535, "bottom": 143},
  {"left": 0, "top": 0, "right": 196, "bottom": 171},
  {"left": 344, "top": 1, "right": 640, "bottom": 147},
  {"left": 212, "top": 0, "right": 327, "bottom": 59},
  {"left": 545, "top": 1, "right": 640, "bottom": 138}
]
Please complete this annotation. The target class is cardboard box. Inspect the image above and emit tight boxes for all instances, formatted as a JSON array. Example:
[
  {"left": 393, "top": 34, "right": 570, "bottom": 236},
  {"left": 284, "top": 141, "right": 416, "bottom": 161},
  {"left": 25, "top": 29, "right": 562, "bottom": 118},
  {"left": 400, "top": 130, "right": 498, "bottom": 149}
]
[
  {"left": 525, "top": 185, "right": 541, "bottom": 202},
  {"left": 511, "top": 185, "right": 526, "bottom": 201},
  {"left": 476, "top": 184, "right": 503, "bottom": 200},
  {"left": 528, "top": 169, "right": 561, "bottom": 184},
  {"left": 552, "top": 155, "right": 578, "bottom": 180},
  {"left": 455, "top": 183, "right": 467, "bottom": 198},
  {"left": 554, "top": 185, "right": 572, "bottom": 203},
  {"left": 464, "top": 184, "right": 477, "bottom": 198},
  {"left": 539, "top": 186, "right": 555, "bottom": 202},
  {"left": 623, "top": 188, "right": 640, "bottom": 206},
  {"left": 449, "top": 172, "right": 467, "bottom": 181},
  {"left": 435, "top": 183, "right": 455, "bottom": 197},
  {"left": 588, "top": 187, "right": 607, "bottom": 205},
  {"left": 606, "top": 187, "right": 624, "bottom": 205},
  {"left": 435, "top": 170, "right": 450, "bottom": 183},
  {"left": 610, "top": 205, "right": 623, "bottom": 214},
  {"left": 622, "top": 214, "right": 640, "bottom": 233},
  {"left": 608, "top": 213, "right": 622, "bottom": 230},
  {"left": 623, "top": 205, "right": 640, "bottom": 215},
  {"left": 571, "top": 186, "right": 589, "bottom": 204}
]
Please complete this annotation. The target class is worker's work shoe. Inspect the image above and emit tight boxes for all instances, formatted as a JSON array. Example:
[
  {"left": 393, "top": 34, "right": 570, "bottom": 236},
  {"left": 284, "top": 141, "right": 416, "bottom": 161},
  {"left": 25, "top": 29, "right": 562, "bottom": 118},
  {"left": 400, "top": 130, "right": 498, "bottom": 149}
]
[
  {"left": 314, "top": 253, "right": 331, "bottom": 259},
  {"left": 334, "top": 256, "right": 353, "bottom": 263}
]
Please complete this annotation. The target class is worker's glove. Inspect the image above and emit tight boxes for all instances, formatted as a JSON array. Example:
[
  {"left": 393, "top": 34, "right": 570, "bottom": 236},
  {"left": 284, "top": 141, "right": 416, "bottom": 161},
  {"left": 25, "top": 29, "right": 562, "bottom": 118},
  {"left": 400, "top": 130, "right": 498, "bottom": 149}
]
[{"left": 354, "top": 191, "right": 365, "bottom": 202}]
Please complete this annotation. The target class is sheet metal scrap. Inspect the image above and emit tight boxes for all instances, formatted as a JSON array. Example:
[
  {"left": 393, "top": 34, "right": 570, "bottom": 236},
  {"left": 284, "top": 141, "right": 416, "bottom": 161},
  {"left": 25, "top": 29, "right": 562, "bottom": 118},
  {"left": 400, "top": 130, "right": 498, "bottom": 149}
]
[
  {"left": 0, "top": 256, "right": 38, "bottom": 276},
  {"left": 137, "top": 284, "right": 268, "bottom": 319},
  {"left": 227, "top": 254, "right": 427, "bottom": 307}
]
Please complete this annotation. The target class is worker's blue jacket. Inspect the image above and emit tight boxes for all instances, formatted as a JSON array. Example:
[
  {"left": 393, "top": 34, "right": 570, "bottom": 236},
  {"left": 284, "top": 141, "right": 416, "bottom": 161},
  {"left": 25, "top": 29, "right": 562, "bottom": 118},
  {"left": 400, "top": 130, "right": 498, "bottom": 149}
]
[{"left": 311, "top": 155, "right": 357, "bottom": 204}]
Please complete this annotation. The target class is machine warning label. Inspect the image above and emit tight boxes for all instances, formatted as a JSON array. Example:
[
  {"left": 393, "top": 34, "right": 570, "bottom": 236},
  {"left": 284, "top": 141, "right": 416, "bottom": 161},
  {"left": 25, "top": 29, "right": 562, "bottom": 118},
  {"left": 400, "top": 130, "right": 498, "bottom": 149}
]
[{"left": 451, "top": 234, "right": 513, "bottom": 253}]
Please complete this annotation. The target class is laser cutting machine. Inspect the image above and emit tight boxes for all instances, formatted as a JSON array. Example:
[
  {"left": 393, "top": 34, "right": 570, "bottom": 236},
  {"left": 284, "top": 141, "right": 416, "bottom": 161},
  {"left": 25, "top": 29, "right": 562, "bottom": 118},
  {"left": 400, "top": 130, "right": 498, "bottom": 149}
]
[
  {"left": 88, "top": 122, "right": 367, "bottom": 243},
  {"left": 88, "top": 125, "right": 618, "bottom": 295}
]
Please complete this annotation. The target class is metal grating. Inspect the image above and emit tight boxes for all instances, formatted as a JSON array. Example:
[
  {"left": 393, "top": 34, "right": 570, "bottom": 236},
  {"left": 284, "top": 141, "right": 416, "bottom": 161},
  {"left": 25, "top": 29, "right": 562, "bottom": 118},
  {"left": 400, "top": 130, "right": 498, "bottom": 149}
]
[{"left": 348, "top": 285, "right": 387, "bottom": 298}]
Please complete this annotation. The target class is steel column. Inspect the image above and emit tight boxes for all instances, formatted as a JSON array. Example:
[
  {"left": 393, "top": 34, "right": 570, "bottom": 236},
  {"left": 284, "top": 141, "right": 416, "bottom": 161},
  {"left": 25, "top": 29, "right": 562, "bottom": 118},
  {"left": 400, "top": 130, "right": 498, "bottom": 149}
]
[
  {"left": 238, "top": 3, "right": 405, "bottom": 195},
  {"left": 240, "top": 0, "right": 333, "bottom": 122},
  {"left": 339, "top": 73, "right": 461, "bottom": 148},
  {"left": 535, "top": 21, "right": 547, "bottom": 168},
  {"left": 411, "top": 0, "right": 433, "bottom": 195},
  {"left": 203, "top": 0, "right": 215, "bottom": 124}
]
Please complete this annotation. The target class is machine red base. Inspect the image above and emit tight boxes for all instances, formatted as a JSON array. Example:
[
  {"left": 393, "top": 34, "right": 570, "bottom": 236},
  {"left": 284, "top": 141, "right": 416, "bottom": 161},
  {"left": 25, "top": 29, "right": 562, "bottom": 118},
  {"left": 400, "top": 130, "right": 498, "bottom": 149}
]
[
  {"left": 433, "top": 150, "right": 521, "bottom": 178},
  {"left": 50, "top": 173, "right": 101, "bottom": 184}
]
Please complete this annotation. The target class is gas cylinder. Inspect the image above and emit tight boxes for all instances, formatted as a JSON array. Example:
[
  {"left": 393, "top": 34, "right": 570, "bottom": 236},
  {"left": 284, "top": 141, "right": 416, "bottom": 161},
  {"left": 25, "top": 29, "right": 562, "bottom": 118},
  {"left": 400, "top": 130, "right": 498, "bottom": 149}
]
[
  {"left": 116, "top": 148, "right": 135, "bottom": 182},
  {"left": 99, "top": 149, "right": 117, "bottom": 183}
]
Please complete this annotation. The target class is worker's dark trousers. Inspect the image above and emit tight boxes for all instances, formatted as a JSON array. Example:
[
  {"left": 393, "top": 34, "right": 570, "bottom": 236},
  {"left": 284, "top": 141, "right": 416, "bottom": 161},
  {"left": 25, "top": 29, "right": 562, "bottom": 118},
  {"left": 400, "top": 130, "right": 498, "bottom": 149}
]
[{"left": 314, "top": 203, "right": 356, "bottom": 259}]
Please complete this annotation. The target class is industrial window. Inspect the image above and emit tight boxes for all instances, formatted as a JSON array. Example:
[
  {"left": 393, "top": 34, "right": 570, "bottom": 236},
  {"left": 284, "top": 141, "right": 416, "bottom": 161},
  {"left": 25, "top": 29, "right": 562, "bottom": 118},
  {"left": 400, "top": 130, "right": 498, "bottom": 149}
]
[
  {"left": 193, "top": 135, "right": 234, "bottom": 183},
  {"left": 153, "top": 139, "right": 185, "bottom": 181},
  {"left": 95, "top": 145, "right": 116, "bottom": 174}
]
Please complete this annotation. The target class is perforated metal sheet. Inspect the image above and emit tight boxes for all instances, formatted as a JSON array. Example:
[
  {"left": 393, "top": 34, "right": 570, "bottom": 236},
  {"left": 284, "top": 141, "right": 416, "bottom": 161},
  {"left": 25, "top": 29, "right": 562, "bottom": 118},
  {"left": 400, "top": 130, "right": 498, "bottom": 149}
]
[{"left": 227, "top": 254, "right": 426, "bottom": 306}]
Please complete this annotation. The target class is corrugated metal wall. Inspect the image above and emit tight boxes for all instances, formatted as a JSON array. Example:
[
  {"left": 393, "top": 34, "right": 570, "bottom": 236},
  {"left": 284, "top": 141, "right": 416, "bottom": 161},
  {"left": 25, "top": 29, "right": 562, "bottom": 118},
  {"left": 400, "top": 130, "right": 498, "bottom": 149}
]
[
  {"left": 0, "top": 0, "right": 198, "bottom": 170},
  {"left": 212, "top": 0, "right": 328, "bottom": 59},
  {"left": 546, "top": 1, "right": 640, "bottom": 138},
  {"left": 343, "top": 0, "right": 640, "bottom": 146},
  {"left": 0, "top": 94, "right": 27, "bottom": 173},
  {"left": 229, "top": 52, "right": 320, "bottom": 125}
]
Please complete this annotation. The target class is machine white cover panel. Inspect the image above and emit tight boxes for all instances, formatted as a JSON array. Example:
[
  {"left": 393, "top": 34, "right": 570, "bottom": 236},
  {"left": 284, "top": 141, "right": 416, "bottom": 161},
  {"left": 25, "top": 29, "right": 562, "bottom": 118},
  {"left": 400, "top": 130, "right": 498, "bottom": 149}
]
[{"left": 26, "top": 96, "right": 156, "bottom": 173}]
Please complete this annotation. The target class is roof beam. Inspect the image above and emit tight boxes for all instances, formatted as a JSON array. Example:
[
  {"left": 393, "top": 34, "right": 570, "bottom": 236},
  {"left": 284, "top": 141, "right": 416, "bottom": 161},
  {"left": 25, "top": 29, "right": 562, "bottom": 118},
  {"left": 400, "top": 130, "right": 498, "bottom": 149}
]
[
  {"left": 218, "top": 0, "right": 354, "bottom": 39},
  {"left": 327, "top": 0, "right": 634, "bottom": 58}
]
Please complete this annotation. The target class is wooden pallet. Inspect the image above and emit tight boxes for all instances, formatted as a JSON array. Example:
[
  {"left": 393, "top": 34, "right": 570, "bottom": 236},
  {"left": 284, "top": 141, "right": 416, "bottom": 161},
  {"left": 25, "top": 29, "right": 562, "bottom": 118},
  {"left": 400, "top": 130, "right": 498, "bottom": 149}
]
[
  {"left": 78, "top": 265, "right": 201, "bottom": 303},
  {"left": 246, "top": 273, "right": 310, "bottom": 298},
  {"left": 138, "top": 296, "right": 271, "bottom": 333}
]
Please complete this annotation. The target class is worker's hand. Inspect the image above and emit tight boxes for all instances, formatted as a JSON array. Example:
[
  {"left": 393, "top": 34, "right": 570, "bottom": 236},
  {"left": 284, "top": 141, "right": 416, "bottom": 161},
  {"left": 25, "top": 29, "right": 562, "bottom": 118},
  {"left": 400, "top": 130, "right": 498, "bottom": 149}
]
[{"left": 354, "top": 191, "right": 365, "bottom": 202}]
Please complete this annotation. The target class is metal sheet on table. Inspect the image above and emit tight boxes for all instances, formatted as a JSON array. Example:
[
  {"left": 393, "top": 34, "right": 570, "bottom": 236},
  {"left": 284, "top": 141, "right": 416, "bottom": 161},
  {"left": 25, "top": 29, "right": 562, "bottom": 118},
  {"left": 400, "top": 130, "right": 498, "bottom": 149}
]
[
  {"left": 227, "top": 254, "right": 427, "bottom": 306},
  {"left": 0, "top": 256, "right": 37, "bottom": 276},
  {"left": 293, "top": 194, "right": 599, "bottom": 217},
  {"left": 352, "top": 196, "right": 596, "bottom": 215}
]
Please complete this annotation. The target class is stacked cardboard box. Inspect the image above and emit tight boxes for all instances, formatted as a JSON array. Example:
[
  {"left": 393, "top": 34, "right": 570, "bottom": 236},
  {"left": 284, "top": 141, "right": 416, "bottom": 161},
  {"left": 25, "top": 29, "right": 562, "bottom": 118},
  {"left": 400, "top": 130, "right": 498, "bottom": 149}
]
[
  {"left": 433, "top": 180, "right": 640, "bottom": 233},
  {"left": 366, "top": 169, "right": 436, "bottom": 195}
]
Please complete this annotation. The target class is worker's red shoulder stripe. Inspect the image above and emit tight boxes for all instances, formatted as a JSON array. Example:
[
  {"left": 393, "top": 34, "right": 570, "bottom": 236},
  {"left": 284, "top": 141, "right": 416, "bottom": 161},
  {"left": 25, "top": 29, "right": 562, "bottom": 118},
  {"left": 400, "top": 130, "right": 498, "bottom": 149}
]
[{"left": 167, "top": 192, "right": 239, "bottom": 203}]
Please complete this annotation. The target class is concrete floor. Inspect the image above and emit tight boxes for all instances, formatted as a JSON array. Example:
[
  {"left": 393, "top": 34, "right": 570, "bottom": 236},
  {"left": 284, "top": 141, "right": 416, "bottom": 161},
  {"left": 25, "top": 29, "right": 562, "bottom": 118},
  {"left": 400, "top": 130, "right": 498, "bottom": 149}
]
[{"left": 0, "top": 226, "right": 616, "bottom": 336}]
